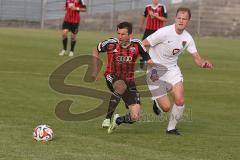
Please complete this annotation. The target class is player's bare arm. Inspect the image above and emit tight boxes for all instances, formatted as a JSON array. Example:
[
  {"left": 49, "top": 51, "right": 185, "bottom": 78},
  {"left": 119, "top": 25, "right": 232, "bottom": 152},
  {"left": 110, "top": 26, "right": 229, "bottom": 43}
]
[
  {"left": 154, "top": 14, "right": 167, "bottom": 22},
  {"left": 78, "top": 7, "right": 87, "bottom": 12},
  {"left": 71, "top": 6, "right": 86, "bottom": 12},
  {"left": 142, "top": 39, "right": 151, "bottom": 48},
  {"left": 191, "top": 52, "right": 213, "bottom": 68},
  {"left": 92, "top": 48, "right": 99, "bottom": 80},
  {"left": 139, "top": 16, "right": 146, "bottom": 32},
  {"left": 145, "top": 59, "right": 156, "bottom": 69}
]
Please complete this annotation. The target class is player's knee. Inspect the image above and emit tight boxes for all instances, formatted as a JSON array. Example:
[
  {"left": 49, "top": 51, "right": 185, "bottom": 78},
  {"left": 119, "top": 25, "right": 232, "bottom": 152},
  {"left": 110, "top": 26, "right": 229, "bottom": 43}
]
[
  {"left": 113, "top": 80, "right": 127, "bottom": 95},
  {"left": 63, "top": 30, "right": 68, "bottom": 37},
  {"left": 161, "top": 105, "right": 170, "bottom": 112},
  {"left": 71, "top": 36, "right": 76, "bottom": 41},
  {"left": 158, "top": 101, "right": 170, "bottom": 112},
  {"left": 63, "top": 34, "right": 68, "bottom": 39},
  {"left": 175, "top": 99, "right": 184, "bottom": 106}
]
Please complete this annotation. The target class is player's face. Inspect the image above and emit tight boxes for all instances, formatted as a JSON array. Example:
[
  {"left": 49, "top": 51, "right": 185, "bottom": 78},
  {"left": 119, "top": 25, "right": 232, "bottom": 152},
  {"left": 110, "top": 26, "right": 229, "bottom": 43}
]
[
  {"left": 175, "top": 11, "right": 190, "bottom": 33},
  {"left": 152, "top": 0, "right": 159, "bottom": 5},
  {"left": 117, "top": 28, "right": 131, "bottom": 44}
]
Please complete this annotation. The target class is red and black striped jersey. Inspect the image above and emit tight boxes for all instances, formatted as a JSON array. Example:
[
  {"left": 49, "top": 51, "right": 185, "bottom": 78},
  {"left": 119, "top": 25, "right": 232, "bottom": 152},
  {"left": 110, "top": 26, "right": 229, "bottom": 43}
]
[
  {"left": 64, "top": 0, "right": 86, "bottom": 23},
  {"left": 144, "top": 4, "right": 167, "bottom": 30},
  {"left": 97, "top": 38, "right": 150, "bottom": 82}
]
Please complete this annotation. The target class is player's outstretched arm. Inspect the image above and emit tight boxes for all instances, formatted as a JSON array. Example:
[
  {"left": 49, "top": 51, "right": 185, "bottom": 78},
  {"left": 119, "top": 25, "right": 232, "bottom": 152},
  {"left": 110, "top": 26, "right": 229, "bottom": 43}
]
[
  {"left": 92, "top": 48, "right": 99, "bottom": 80},
  {"left": 191, "top": 52, "right": 213, "bottom": 69}
]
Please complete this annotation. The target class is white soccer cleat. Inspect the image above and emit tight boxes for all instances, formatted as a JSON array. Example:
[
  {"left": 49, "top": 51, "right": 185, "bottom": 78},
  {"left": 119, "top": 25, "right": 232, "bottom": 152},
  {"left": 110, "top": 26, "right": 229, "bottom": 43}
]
[
  {"left": 107, "top": 114, "right": 120, "bottom": 134},
  {"left": 59, "top": 50, "right": 66, "bottom": 56},
  {"left": 69, "top": 51, "right": 74, "bottom": 57},
  {"left": 102, "top": 118, "right": 110, "bottom": 128}
]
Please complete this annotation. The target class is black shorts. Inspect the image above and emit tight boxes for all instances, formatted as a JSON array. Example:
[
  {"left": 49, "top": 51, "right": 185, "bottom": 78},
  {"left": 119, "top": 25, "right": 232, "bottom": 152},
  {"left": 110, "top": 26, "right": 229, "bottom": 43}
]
[
  {"left": 62, "top": 21, "right": 79, "bottom": 34},
  {"left": 105, "top": 74, "right": 140, "bottom": 107},
  {"left": 142, "top": 29, "right": 157, "bottom": 40}
]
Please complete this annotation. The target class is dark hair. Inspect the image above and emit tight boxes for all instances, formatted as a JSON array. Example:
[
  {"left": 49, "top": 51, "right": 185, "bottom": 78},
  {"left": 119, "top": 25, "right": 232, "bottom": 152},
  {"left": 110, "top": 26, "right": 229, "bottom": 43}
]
[
  {"left": 117, "top": 22, "right": 133, "bottom": 34},
  {"left": 176, "top": 7, "right": 191, "bottom": 20}
]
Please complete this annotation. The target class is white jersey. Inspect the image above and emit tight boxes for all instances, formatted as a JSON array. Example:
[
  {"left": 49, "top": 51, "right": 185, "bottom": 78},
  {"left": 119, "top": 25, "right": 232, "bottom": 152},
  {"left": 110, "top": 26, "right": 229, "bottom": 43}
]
[{"left": 147, "top": 24, "right": 197, "bottom": 68}]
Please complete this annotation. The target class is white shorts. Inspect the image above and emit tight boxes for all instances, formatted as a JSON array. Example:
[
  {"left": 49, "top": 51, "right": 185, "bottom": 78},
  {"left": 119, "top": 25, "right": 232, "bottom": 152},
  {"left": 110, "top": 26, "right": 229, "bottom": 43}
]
[{"left": 146, "top": 65, "right": 183, "bottom": 100}]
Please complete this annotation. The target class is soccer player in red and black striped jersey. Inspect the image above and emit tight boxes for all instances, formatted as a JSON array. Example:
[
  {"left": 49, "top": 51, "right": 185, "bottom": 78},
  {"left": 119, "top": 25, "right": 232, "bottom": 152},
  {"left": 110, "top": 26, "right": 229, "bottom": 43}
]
[
  {"left": 138, "top": 0, "right": 167, "bottom": 70},
  {"left": 59, "top": 0, "right": 86, "bottom": 57},
  {"left": 92, "top": 22, "right": 153, "bottom": 133}
]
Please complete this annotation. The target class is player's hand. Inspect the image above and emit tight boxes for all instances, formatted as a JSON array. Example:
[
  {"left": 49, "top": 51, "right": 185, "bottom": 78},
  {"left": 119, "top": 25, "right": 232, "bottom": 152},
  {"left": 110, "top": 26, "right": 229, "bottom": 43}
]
[
  {"left": 150, "top": 69, "right": 159, "bottom": 82},
  {"left": 149, "top": 11, "right": 155, "bottom": 18},
  {"left": 70, "top": 6, "right": 76, "bottom": 10},
  {"left": 152, "top": 13, "right": 159, "bottom": 18},
  {"left": 201, "top": 60, "right": 213, "bottom": 69}
]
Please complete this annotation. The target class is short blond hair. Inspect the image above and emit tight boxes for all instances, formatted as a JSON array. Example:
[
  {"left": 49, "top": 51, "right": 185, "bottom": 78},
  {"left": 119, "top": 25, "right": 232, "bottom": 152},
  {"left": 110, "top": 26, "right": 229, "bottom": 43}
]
[{"left": 176, "top": 7, "right": 191, "bottom": 20}]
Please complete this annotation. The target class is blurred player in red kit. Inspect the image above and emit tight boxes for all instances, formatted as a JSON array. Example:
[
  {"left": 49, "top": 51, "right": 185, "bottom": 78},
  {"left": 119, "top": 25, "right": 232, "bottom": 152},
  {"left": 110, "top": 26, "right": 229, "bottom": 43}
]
[{"left": 59, "top": 0, "right": 86, "bottom": 57}]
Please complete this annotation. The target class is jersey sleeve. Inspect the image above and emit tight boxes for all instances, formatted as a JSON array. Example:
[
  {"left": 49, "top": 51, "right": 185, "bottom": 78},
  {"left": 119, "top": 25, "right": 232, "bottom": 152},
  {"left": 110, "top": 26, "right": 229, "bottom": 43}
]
[
  {"left": 162, "top": 5, "right": 167, "bottom": 18},
  {"left": 187, "top": 36, "right": 198, "bottom": 54},
  {"left": 134, "top": 40, "right": 151, "bottom": 61},
  {"left": 65, "top": 1, "right": 67, "bottom": 9},
  {"left": 146, "top": 28, "right": 167, "bottom": 46},
  {"left": 80, "top": 0, "right": 86, "bottom": 8},
  {"left": 143, "top": 7, "right": 148, "bottom": 17},
  {"left": 97, "top": 38, "right": 118, "bottom": 53}
]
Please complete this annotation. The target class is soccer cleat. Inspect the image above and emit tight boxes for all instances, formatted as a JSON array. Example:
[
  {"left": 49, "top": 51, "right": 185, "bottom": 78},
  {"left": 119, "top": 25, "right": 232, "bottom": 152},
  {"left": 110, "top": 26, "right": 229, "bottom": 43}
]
[
  {"left": 107, "top": 114, "right": 120, "bottom": 134},
  {"left": 166, "top": 128, "right": 181, "bottom": 135},
  {"left": 153, "top": 100, "right": 161, "bottom": 116},
  {"left": 102, "top": 118, "right": 110, "bottom": 128},
  {"left": 69, "top": 51, "right": 74, "bottom": 57},
  {"left": 59, "top": 50, "right": 66, "bottom": 56}
]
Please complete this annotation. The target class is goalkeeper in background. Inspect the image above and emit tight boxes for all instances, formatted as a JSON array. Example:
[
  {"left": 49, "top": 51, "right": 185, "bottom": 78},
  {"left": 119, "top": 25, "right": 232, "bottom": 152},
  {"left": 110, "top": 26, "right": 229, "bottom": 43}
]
[{"left": 59, "top": 0, "right": 86, "bottom": 57}]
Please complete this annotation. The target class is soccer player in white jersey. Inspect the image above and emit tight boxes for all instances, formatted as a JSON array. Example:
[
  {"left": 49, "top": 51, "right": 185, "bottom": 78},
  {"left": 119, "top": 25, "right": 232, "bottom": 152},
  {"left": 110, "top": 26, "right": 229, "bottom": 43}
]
[{"left": 142, "top": 7, "right": 213, "bottom": 135}]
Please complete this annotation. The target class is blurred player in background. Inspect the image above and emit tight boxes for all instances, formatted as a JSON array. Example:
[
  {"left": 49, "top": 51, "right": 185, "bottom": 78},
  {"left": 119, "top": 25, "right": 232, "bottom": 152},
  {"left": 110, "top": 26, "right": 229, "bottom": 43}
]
[
  {"left": 138, "top": 0, "right": 167, "bottom": 71},
  {"left": 59, "top": 0, "right": 86, "bottom": 57},
  {"left": 143, "top": 7, "right": 213, "bottom": 135},
  {"left": 92, "top": 22, "right": 152, "bottom": 133}
]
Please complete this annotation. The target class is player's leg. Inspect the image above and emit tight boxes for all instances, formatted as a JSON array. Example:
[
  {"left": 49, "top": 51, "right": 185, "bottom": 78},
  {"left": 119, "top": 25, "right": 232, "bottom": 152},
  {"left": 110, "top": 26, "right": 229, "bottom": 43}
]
[
  {"left": 106, "top": 79, "right": 127, "bottom": 119},
  {"left": 147, "top": 76, "right": 172, "bottom": 115},
  {"left": 69, "top": 23, "right": 79, "bottom": 56},
  {"left": 108, "top": 84, "right": 140, "bottom": 133},
  {"left": 167, "top": 81, "right": 184, "bottom": 135},
  {"left": 107, "top": 104, "right": 140, "bottom": 134},
  {"left": 102, "top": 76, "right": 127, "bottom": 128},
  {"left": 69, "top": 32, "right": 76, "bottom": 56},
  {"left": 62, "top": 29, "right": 68, "bottom": 50},
  {"left": 154, "top": 95, "right": 171, "bottom": 114},
  {"left": 59, "top": 29, "right": 68, "bottom": 56},
  {"left": 127, "top": 104, "right": 140, "bottom": 122},
  {"left": 59, "top": 22, "right": 69, "bottom": 56}
]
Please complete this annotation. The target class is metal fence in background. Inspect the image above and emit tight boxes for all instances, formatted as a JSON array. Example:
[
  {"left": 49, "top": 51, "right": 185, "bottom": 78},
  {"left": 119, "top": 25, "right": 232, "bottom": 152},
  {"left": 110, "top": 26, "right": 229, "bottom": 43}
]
[
  {"left": 0, "top": 0, "right": 42, "bottom": 21},
  {"left": 0, "top": 0, "right": 196, "bottom": 28}
]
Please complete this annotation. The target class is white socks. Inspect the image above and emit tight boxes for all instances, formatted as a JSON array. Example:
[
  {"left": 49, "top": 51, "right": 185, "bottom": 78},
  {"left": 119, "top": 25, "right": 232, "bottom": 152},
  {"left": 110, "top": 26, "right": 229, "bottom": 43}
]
[{"left": 167, "top": 104, "right": 185, "bottom": 131}]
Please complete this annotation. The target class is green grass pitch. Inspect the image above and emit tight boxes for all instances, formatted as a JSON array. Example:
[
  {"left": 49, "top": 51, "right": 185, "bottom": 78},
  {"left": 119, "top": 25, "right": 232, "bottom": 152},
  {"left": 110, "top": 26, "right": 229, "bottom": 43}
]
[{"left": 0, "top": 27, "right": 239, "bottom": 160}]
